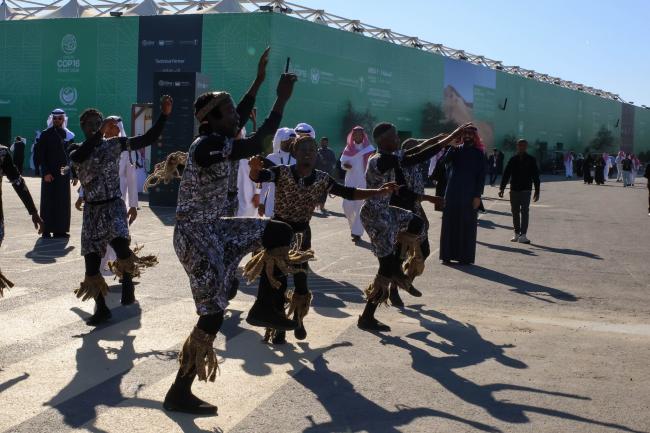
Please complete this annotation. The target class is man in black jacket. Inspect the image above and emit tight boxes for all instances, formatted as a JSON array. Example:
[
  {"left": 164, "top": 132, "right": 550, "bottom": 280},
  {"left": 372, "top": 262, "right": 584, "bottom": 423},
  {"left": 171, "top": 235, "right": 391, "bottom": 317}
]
[{"left": 498, "top": 139, "right": 540, "bottom": 244}]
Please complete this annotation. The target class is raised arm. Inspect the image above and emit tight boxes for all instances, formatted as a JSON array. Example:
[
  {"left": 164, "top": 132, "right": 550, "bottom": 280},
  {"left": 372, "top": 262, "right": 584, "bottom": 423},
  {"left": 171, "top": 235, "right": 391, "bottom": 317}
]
[
  {"left": 401, "top": 124, "right": 469, "bottom": 167},
  {"left": 327, "top": 176, "right": 399, "bottom": 200},
  {"left": 236, "top": 47, "right": 269, "bottom": 129},
  {"left": 229, "top": 73, "right": 297, "bottom": 161}
]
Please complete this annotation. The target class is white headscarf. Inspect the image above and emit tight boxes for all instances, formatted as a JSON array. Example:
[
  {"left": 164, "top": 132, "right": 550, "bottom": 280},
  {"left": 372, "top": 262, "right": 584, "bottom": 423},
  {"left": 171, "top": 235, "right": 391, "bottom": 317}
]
[
  {"left": 106, "top": 116, "right": 127, "bottom": 138},
  {"left": 272, "top": 127, "right": 296, "bottom": 153},
  {"left": 294, "top": 122, "right": 316, "bottom": 138},
  {"left": 46, "top": 108, "right": 75, "bottom": 141}
]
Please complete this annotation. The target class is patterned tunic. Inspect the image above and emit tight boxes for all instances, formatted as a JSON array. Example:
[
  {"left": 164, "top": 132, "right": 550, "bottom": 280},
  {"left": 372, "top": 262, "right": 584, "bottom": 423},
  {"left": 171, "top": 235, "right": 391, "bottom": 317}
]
[
  {"left": 360, "top": 152, "right": 421, "bottom": 257},
  {"left": 400, "top": 161, "right": 430, "bottom": 229},
  {"left": 72, "top": 137, "right": 129, "bottom": 256},
  {"left": 175, "top": 134, "right": 268, "bottom": 315}
]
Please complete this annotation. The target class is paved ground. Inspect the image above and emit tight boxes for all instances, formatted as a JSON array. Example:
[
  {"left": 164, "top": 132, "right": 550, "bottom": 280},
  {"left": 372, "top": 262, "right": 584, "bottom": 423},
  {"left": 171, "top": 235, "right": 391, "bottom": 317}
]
[{"left": 0, "top": 175, "right": 649, "bottom": 433}]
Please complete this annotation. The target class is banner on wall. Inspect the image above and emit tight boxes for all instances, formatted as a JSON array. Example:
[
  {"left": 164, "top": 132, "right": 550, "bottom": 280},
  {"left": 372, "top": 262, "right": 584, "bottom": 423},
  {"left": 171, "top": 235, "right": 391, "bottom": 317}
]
[
  {"left": 620, "top": 103, "right": 635, "bottom": 153},
  {"left": 137, "top": 15, "right": 203, "bottom": 104},
  {"left": 443, "top": 58, "right": 496, "bottom": 148}
]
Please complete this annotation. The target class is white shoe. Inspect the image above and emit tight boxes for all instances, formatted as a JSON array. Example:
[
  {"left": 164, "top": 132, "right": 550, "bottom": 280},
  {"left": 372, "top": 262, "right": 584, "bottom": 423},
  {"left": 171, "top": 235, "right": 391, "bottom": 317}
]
[
  {"left": 518, "top": 234, "right": 530, "bottom": 244},
  {"left": 510, "top": 234, "right": 520, "bottom": 242}
]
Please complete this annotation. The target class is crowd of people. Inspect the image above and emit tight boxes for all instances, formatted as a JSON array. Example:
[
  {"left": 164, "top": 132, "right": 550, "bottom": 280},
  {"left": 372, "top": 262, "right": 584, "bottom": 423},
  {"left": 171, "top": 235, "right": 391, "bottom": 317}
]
[{"left": 1, "top": 47, "right": 650, "bottom": 416}]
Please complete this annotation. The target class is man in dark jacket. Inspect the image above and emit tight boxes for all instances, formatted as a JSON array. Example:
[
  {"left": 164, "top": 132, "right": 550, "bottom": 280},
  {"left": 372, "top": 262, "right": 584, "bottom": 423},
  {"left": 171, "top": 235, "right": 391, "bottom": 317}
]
[
  {"left": 499, "top": 139, "right": 540, "bottom": 244},
  {"left": 314, "top": 137, "right": 337, "bottom": 212},
  {"left": 10, "top": 137, "right": 26, "bottom": 175}
]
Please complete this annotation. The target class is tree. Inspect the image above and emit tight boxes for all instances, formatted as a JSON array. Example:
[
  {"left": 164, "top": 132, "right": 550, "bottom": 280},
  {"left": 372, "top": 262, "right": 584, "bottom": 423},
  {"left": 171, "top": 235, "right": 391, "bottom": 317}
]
[
  {"left": 421, "top": 102, "right": 457, "bottom": 137},
  {"left": 502, "top": 134, "right": 518, "bottom": 153},
  {"left": 341, "top": 101, "right": 376, "bottom": 141},
  {"left": 590, "top": 126, "right": 615, "bottom": 153}
]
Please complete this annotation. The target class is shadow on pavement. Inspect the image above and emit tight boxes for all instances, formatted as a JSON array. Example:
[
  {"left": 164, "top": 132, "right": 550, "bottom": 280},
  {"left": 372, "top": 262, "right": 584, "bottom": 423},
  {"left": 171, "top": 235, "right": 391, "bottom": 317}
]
[
  {"left": 0, "top": 372, "right": 30, "bottom": 394},
  {"left": 477, "top": 241, "right": 537, "bottom": 256},
  {"left": 25, "top": 238, "right": 74, "bottom": 263},
  {"left": 478, "top": 218, "right": 513, "bottom": 231},
  {"left": 452, "top": 265, "right": 578, "bottom": 303},
  {"left": 378, "top": 305, "right": 644, "bottom": 433},
  {"left": 529, "top": 243, "right": 602, "bottom": 260},
  {"left": 148, "top": 205, "right": 177, "bottom": 226},
  {"left": 294, "top": 341, "right": 501, "bottom": 433}
]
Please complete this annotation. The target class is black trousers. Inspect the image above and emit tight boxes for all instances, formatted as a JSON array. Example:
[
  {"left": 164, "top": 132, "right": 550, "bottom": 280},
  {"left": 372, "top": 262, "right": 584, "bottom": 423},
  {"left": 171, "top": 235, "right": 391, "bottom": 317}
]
[{"left": 510, "top": 190, "right": 532, "bottom": 235}]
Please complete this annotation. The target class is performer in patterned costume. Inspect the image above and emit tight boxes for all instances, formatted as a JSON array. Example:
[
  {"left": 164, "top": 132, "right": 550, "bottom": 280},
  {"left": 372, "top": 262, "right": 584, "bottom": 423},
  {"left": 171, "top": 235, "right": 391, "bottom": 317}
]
[
  {"left": 162, "top": 50, "right": 304, "bottom": 415},
  {"left": 387, "top": 137, "right": 445, "bottom": 307},
  {"left": 248, "top": 136, "right": 397, "bottom": 344},
  {"left": 358, "top": 122, "right": 468, "bottom": 331},
  {"left": 0, "top": 146, "right": 44, "bottom": 295},
  {"left": 68, "top": 96, "right": 173, "bottom": 326}
]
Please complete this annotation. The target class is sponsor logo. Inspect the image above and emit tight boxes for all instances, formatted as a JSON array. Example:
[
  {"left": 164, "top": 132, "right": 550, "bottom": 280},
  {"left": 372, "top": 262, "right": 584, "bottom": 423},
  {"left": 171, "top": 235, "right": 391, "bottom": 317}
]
[
  {"left": 310, "top": 68, "right": 320, "bottom": 84},
  {"left": 61, "top": 34, "right": 77, "bottom": 55},
  {"left": 59, "top": 87, "right": 78, "bottom": 106},
  {"left": 141, "top": 40, "right": 155, "bottom": 47},
  {"left": 158, "top": 80, "right": 173, "bottom": 87},
  {"left": 158, "top": 40, "right": 175, "bottom": 47}
]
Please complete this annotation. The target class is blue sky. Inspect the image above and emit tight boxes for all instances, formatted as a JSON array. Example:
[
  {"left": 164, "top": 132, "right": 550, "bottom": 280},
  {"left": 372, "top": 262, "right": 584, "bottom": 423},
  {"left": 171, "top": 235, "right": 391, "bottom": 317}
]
[{"left": 297, "top": 0, "right": 650, "bottom": 106}]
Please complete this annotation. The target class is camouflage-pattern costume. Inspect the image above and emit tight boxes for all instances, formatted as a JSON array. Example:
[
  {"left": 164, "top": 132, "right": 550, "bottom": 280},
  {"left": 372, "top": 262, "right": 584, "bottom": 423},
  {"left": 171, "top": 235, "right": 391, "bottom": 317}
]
[
  {"left": 360, "top": 151, "right": 422, "bottom": 258},
  {"left": 0, "top": 145, "right": 38, "bottom": 246},
  {"left": 174, "top": 135, "right": 268, "bottom": 315},
  {"left": 72, "top": 137, "right": 130, "bottom": 256}
]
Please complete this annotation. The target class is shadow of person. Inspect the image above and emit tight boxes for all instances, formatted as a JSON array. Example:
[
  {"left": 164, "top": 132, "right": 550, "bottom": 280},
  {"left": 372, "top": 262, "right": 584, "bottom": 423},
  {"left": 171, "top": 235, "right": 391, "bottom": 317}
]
[
  {"left": 25, "top": 237, "right": 74, "bottom": 263},
  {"left": 380, "top": 306, "right": 644, "bottom": 432},
  {"left": 294, "top": 342, "right": 501, "bottom": 433},
  {"left": 478, "top": 218, "right": 513, "bottom": 231},
  {"left": 477, "top": 241, "right": 537, "bottom": 256},
  {"left": 43, "top": 303, "right": 174, "bottom": 432},
  {"left": 0, "top": 372, "right": 30, "bottom": 393},
  {"left": 236, "top": 271, "right": 365, "bottom": 320},
  {"left": 529, "top": 243, "right": 602, "bottom": 260},
  {"left": 148, "top": 205, "right": 177, "bottom": 227},
  {"left": 451, "top": 265, "right": 577, "bottom": 303}
]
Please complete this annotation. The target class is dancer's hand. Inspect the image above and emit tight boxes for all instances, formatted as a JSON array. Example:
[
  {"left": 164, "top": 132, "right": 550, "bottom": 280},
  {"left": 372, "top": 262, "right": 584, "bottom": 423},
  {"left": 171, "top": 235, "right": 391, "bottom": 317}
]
[
  {"left": 74, "top": 197, "right": 84, "bottom": 211},
  {"left": 31, "top": 213, "right": 44, "bottom": 234},
  {"left": 378, "top": 182, "right": 399, "bottom": 194},
  {"left": 44, "top": 174, "right": 54, "bottom": 183},
  {"left": 498, "top": 190, "right": 504, "bottom": 198},
  {"left": 252, "top": 193, "right": 260, "bottom": 208},
  {"left": 533, "top": 191, "right": 540, "bottom": 202},
  {"left": 128, "top": 207, "right": 138, "bottom": 225},
  {"left": 256, "top": 47, "right": 270, "bottom": 83},
  {"left": 258, "top": 203, "right": 266, "bottom": 217},
  {"left": 161, "top": 95, "right": 173, "bottom": 116},
  {"left": 248, "top": 155, "right": 264, "bottom": 181},
  {"left": 276, "top": 73, "right": 298, "bottom": 101}
]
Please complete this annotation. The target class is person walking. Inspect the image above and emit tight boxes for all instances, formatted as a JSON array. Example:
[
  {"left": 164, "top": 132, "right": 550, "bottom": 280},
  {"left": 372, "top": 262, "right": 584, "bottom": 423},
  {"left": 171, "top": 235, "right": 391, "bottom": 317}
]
[
  {"left": 615, "top": 151, "right": 625, "bottom": 182},
  {"left": 498, "top": 139, "right": 540, "bottom": 244},
  {"left": 487, "top": 149, "right": 499, "bottom": 186}
]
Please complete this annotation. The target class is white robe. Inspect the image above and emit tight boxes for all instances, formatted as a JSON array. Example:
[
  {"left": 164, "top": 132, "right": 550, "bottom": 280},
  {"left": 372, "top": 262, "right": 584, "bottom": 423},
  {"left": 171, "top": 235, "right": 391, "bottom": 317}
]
[
  {"left": 564, "top": 157, "right": 573, "bottom": 177},
  {"left": 340, "top": 143, "right": 374, "bottom": 237},
  {"left": 260, "top": 150, "right": 294, "bottom": 218},
  {"left": 603, "top": 158, "right": 612, "bottom": 182},
  {"left": 236, "top": 159, "right": 261, "bottom": 217}
]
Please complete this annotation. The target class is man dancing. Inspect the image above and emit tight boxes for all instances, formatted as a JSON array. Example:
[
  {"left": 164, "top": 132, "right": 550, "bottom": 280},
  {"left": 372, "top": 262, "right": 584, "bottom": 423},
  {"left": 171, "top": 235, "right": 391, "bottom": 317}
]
[
  {"left": 160, "top": 63, "right": 302, "bottom": 414},
  {"left": 68, "top": 96, "right": 173, "bottom": 326},
  {"left": 0, "top": 145, "right": 44, "bottom": 295},
  {"left": 358, "top": 123, "right": 467, "bottom": 331},
  {"left": 248, "top": 136, "right": 397, "bottom": 344}
]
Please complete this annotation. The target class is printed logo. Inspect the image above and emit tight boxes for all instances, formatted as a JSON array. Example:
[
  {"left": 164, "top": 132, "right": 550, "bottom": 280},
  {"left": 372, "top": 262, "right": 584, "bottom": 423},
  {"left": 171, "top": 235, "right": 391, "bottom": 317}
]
[
  {"left": 59, "top": 87, "right": 78, "bottom": 106},
  {"left": 61, "top": 34, "right": 77, "bottom": 55},
  {"left": 141, "top": 40, "right": 155, "bottom": 47}
]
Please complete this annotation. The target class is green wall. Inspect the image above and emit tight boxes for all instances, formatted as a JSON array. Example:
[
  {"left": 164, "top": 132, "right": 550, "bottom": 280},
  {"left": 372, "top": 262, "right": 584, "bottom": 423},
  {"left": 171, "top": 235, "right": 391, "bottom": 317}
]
[{"left": 1, "top": 12, "right": 648, "bottom": 168}]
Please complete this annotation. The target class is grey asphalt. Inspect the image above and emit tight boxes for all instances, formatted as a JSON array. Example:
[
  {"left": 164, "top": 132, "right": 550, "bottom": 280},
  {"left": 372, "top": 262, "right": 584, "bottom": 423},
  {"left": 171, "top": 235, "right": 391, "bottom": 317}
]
[{"left": 0, "top": 175, "right": 648, "bottom": 433}]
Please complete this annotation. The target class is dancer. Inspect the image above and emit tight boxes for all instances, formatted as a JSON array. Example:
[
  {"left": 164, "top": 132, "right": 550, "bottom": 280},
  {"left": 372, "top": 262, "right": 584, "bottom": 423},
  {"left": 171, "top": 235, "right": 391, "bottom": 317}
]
[
  {"left": 358, "top": 123, "right": 467, "bottom": 331},
  {"left": 0, "top": 145, "right": 44, "bottom": 295},
  {"left": 258, "top": 127, "right": 296, "bottom": 217},
  {"left": 439, "top": 125, "right": 486, "bottom": 265},
  {"left": 161, "top": 67, "right": 302, "bottom": 415},
  {"left": 248, "top": 135, "right": 397, "bottom": 343},
  {"left": 341, "top": 126, "right": 375, "bottom": 242},
  {"left": 68, "top": 96, "right": 172, "bottom": 326},
  {"left": 388, "top": 137, "right": 444, "bottom": 307}
]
